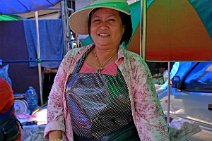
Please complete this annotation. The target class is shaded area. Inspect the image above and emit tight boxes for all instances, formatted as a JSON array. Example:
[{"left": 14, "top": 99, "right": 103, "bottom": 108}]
[{"left": 0, "top": 21, "right": 40, "bottom": 94}]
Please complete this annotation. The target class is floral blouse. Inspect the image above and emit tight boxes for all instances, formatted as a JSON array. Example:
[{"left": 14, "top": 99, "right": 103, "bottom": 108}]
[{"left": 44, "top": 44, "right": 169, "bottom": 141}]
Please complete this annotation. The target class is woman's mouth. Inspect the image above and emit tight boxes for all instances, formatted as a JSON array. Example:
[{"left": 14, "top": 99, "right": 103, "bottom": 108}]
[{"left": 98, "top": 33, "right": 110, "bottom": 37}]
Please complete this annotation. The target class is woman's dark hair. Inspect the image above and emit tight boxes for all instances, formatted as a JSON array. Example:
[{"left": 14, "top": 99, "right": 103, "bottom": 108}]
[
  {"left": 119, "top": 12, "right": 132, "bottom": 45},
  {"left": 88, "top": 9, "right": 133, "bottom": 45}
]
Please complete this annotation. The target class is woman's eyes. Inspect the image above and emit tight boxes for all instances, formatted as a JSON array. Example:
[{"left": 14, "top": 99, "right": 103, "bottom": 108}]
[
  {"left": 92, "top": 18, "right": 116, "bottom": 24},
  {"left": 108, "top": 18, "right": 115, "bottom": 22},
  {"left": 92, "top": 19, "right": 101, "bottom": 23}
]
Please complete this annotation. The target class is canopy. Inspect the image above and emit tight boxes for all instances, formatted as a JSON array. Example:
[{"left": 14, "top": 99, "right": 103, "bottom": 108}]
[
  {"left": 128, "top": 0, "right": 212, "bottom": 61},
  {"left": 0, "top": 0, "right": 63, "bottom": 105},
  {"left": 0, "top": 0, "right": 61, "bottom": 14}
]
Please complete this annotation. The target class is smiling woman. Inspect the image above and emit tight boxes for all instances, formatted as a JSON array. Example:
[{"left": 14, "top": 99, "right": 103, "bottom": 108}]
[{"left": 44, "top": 0, "right": 169, "bottom": 141}]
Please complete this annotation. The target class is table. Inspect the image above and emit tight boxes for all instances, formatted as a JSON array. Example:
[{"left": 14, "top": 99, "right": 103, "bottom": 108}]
[
  {"left": 20, "top": 119, "right": 201, "bottom": 141},
  {"left": 21, "top": 124, "right": 47, "bottom": 141}
]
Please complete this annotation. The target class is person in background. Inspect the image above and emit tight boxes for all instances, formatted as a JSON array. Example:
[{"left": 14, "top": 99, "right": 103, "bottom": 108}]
[
  {"left": 0, "top": 78, "right": 21, "bottom": 141},
  {"left": 44, "top": 0, "right": 169, "bottom": 141}
]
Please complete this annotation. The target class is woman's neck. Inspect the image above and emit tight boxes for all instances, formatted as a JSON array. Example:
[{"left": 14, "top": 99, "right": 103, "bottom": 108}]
[
  {"left": 92, "top": 46, "right": 118, "bottom": 73},
  {"left": 93, "top": 44, "right": 119, "bottom": 60},
  {"left": 92, "top": 47, "right": 118, "bottom": 63}
]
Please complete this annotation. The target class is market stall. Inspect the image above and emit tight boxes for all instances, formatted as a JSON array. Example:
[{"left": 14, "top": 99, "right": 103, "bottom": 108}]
[{"left": 1, "top": 0, "right": 211, "bottom": 140}]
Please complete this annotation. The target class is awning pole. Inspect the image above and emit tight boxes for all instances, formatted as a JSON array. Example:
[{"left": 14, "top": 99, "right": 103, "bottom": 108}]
[
  {"left": 167, "top": 62, "right": 171, "bottom": 125},
  {"left": 142, "top": 0, "right": 146, "bottom": 60},
  {"left": 61, "top": 0, "right": 70, "bottom": 54},
  {"left": 35, "top": 11, "right": 43, "bottom": 105}
]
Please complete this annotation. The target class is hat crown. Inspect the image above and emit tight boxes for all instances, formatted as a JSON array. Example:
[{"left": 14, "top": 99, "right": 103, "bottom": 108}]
[
  {"left": 92, "top": 0, "right": 128, "bottom": 5},
  {"left": 86, "top": 0, "right": 130, "bottom": 15}
]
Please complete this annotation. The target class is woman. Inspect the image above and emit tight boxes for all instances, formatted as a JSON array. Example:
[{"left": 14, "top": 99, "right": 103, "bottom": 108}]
[
  {"left": 44, "top": 0, "right": 169, "bottom": 141},
  {"left": 0, "top": 78, "right": 21, "bottom": 141}
]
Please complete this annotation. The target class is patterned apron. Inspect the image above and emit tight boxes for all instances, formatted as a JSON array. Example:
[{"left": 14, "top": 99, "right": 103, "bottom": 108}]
[{"left": 65, "top": 47, "right": 139, "bottom": 141}]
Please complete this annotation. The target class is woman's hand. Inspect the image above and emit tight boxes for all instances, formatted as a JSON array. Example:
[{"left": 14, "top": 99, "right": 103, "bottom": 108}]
[{"left": 49, "top": 130, "right": 62, "bottom": 141}]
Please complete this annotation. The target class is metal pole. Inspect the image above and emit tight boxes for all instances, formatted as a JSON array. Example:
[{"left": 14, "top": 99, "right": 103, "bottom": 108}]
[
  {"left": 61, "top": 0, "right": 70, "bottom": 54},
  {"left": 142, "top": 0, "right": 146, "bottom": 60},
  {"left": 35, "top": 11, "right": 43, "bottom": 105},
  {"left": 167, "top": 62, "right": 171, "bottom": 125}
]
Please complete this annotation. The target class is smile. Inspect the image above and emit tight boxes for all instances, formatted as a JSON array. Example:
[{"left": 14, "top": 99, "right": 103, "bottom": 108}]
[{"left": 98, "top": 33, "right": 110, "bottom": 37}]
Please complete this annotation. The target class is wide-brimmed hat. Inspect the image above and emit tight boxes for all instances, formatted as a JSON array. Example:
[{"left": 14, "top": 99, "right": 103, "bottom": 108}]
[{"left": 69, "top": 0, "right": 131, "bottom": 34}]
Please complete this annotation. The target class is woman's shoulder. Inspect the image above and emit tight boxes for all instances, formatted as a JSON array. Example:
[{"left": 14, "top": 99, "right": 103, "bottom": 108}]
[
  {"left": 122, "top": 48, "right": 150, "bottom": 73},
  {"left": 66, "top": 44, "right": 93, "bottom": 56},
  {"left": 125, "top": 49, "right": 140, "bottom": 57},
  {"left": 59, "top": 44, "right": 93, "bottom": 70},
  {"left": 62, "top": 44, "right": 93, "bottom": 63},
  {"left": 122, "top": 48, "right": 145, "bottom": 63}
]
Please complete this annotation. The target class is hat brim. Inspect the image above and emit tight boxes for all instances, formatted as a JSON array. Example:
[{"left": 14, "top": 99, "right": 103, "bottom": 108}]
[{"left": 69, "top": 2, "right": 130, "bottom": 34}]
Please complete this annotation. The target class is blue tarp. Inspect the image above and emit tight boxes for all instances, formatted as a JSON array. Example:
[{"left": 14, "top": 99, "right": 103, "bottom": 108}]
[
  {"left": 176, "top": 62, "right": 212, "bottom": 91},
  {"left": 0, "top": 0, "right": 61, "bottom": 14},
  {"left": 24, "top": 19, "right": 64, "bottom": 68},
  {"left": 158, "top": 61, "right": 212, "bottom": 93}
]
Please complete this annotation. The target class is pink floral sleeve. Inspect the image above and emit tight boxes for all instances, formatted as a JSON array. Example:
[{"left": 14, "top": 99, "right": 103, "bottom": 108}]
[{"left": 122, "top": 50, "right": 169, "bottom": 141}]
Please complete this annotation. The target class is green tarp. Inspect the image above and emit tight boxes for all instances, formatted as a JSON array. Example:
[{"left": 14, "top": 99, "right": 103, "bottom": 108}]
[{"left": 0, "top": 15, "right": 21, "bottom": 21}]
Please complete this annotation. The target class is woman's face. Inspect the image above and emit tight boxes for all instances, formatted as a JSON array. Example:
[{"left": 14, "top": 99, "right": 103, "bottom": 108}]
[{"left": 90, "top": 8, "right": 125, "bottom": 49}]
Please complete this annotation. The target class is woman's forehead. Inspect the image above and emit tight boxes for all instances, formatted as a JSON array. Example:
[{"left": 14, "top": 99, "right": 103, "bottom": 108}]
[{"left": 91, "top": 8, "right": 120, "bottom": 17}]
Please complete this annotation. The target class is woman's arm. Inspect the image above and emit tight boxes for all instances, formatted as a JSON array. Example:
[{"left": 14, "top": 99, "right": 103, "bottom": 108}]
[
  {"left": 44, "top": 54, "right": 70, "bottom": 139},
  {"left": 126, "top": 53, "right": 169, "bottom": 141}
]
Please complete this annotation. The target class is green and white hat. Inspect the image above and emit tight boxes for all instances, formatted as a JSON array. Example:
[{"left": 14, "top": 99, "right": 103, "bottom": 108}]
[{"left": 69, "top": 0, "right": 131, "bottom": 34}]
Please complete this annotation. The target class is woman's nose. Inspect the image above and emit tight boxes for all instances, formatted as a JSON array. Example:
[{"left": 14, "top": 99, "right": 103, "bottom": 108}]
[{"left": 99, "top": 21, "right": 109, "bottom": 29}]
